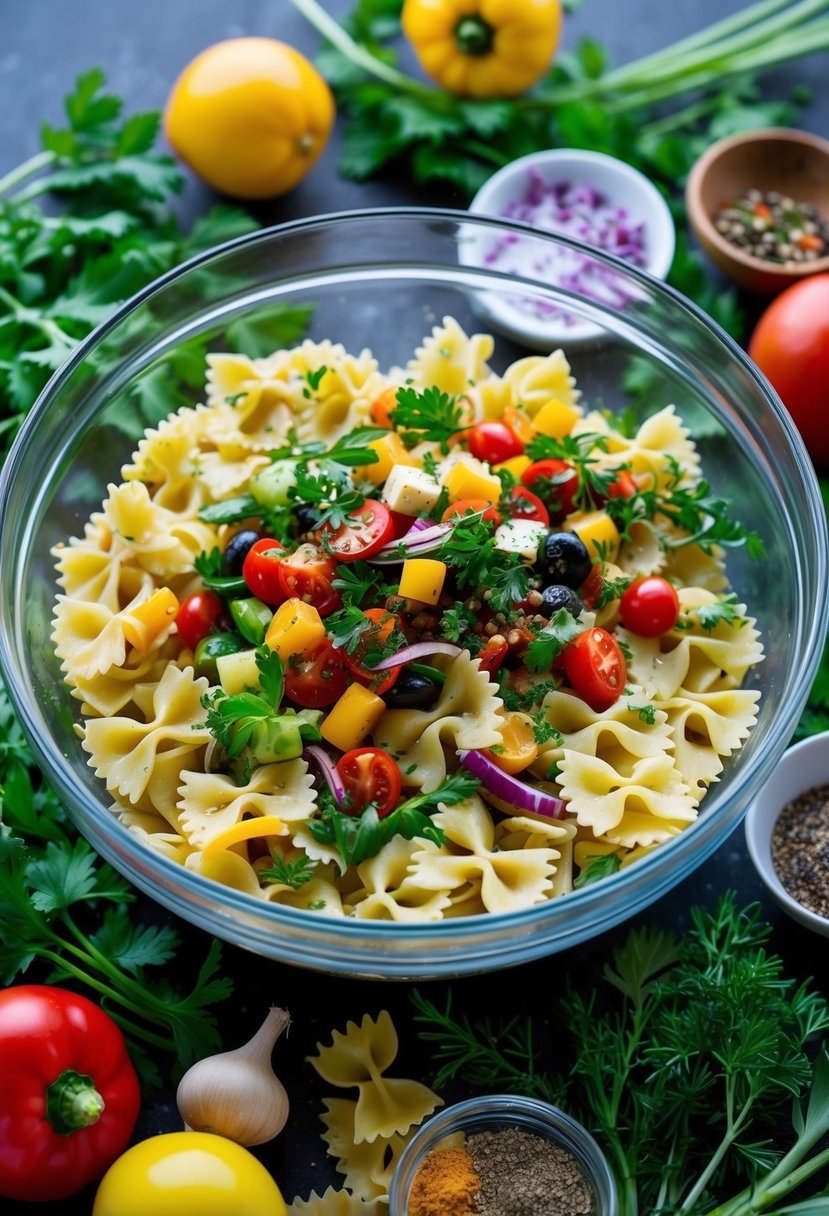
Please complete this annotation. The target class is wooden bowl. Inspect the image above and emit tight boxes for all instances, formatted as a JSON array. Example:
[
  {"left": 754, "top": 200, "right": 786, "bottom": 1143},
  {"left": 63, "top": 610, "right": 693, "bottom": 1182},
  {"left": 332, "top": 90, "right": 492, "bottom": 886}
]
[{"left": 686, "top": 128, "right": 829, "bottom": 295}]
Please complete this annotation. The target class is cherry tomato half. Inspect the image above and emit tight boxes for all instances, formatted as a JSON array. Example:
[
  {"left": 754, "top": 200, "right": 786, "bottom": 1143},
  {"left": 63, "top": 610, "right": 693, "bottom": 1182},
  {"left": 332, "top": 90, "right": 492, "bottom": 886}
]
[
  {"left": 322, "top": 499, "right": 394, "bottom": 562},
  {"left": 176, "top": 590, "right": 224, "bottom": 650},
  {"left": 607, "top": 469, "right": 637, "bottom": 500},
  {"left": 467, "top": 420, "right": 524, "bottom": 465},
  {"left": 504, "top": 485, "right": 550, "bottom": 526},
  {"left": 619, "top": 576, "right": 679, "bottom": 637},
  {"left": 563, "top": 627, "right": 627, "bottom": 713},
  {"left": 477, "top": 636, "right": 508, "bottom": 676},
  {"left": 521, "top": 459, "right": 579, "bottom": 521},
  {"left": 275, "top": 543, "right": 341, "bottom": 616},
  {"left": 284, "top": 637, "right": 348, "bottom": 708},
  {"left": 441, "top": 497, "right": 503, "bottom": 527},
  {"left": 337, "top": 747, "right": 402, "bottom": 818},
  {"left": 242, "top": 538, "right": 287, "bottom": 605},
  {"left": 340, "top": 607, "right": 403, "bottom": 695}
]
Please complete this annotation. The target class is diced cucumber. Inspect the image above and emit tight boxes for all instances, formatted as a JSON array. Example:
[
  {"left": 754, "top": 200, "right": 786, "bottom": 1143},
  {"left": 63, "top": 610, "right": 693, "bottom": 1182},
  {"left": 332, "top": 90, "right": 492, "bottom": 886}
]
[
  {"left": 250, "top": 459, "right": 297, "bottom": 508},
  {"left": 193, "top": 632, "right": 245, "bottom": 683}
]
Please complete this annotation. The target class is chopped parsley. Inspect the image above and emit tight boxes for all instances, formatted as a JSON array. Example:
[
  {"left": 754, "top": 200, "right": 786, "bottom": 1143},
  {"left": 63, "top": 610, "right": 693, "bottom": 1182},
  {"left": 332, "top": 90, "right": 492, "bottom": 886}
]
[
  {"left": 524, "top": 610, "right": 583, "bottom": 674},
  {"left": 695, "top": 593, "right": 746, "bottom": 633},
  {"left": 439, "top": 517, "right": 530, "bottom": 613},
  {"left": 390, "top": 385, "right": 468, "bottom": 452},
  {"left": 531, "top": 713, "right": 561, "bottom": 746},
  {"left": 259, "top": 856, "right": 318, "bottom": 889},
  {"left": 526, "top": 431, "right": 619, "bottom": 512},
  {"left": 573, "top": 851, "right": 623, "bottom": 889},
  {"left": 331, "top": 560, "right": 394, "bottom": 608},
  {"left": 290, "top": 463, "right": 366, "bottom": 530}
]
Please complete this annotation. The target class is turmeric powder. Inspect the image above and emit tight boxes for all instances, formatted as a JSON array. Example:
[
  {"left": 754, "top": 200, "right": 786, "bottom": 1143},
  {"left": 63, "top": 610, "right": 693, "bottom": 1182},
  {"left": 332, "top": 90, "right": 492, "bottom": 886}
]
[{"left": 409, "top": 1146, "right": 480, "bottom": 1216}]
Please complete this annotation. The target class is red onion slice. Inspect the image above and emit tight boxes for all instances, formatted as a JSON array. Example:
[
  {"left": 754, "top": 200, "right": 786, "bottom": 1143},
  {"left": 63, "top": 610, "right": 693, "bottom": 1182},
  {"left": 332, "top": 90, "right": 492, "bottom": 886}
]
[
  {"left": 371, "top": 522, "right": 451, "bottom": 563},
  {"left": 370, "top": 641, "right": 462, "bottom": 672},
  {"left": 303, "top": 745, "right": 346, "bottom": 804},
  {"left": 458, "top": 749, "right": 566, "bottom": 819}
]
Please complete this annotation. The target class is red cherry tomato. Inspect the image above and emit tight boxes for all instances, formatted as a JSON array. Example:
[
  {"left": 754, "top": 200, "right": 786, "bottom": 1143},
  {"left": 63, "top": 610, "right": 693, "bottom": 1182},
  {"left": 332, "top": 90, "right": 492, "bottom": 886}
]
[
  {"left": 441, "top": 497, "right": 503, "bottom": 527},
  {"left": 521, "top": 459, "right": 579, "bottom": 521},
  {"left": 175, "top": 589, "right": 224, "bottom": 650},
  {"left": 275, "top": 543, "right": 341, "bottom": 616},
  {"left": 389, "top": 508, "right": 416, "bottom": 539},
  {"left": 340, "top": 607, "right": 403, "bottom": 695},
  {"left": 322, "top": 499, "right": 394, "bottom": 562},
  {"left": 504, "top": 485, "right": 550, "bottom": 525},
  {"left": 242, "top": 538, "right": 287, "bottom": 605},
  {"left": 467, "top": 420, "right": 524, "bottom": 465},
  {"left": 477, "top": 636, "right": 508, "bottom": 676},
  {"left": 563, "top": 627, "right": 627, "bottom": 712},
  {"left": 619, "top": 576, "right": 680, "bottom": 637},
  {"left": 284, "top": 637, "right": 348, "bottom": 708},
  {"left": 607, "top": 469, "right": 637, "bottom": 499},
  {"left": 336, "top": 747, "right": 402, "bottom": 818},
  {"left": 748, "top": 274, "right": 829, "bottom": 468}
]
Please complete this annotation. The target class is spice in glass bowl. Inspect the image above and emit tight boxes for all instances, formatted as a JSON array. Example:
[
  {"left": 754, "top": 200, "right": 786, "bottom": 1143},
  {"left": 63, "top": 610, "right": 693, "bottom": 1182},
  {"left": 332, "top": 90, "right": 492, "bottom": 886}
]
[
  {"left": 771, "top": 782, "right": 829, "bottom": 918},
  {"left": 714, "top": 188, "right": 828, "bottom": 264},
  {"left": 409, "top": 1145, "right": 479, "bottom": 1215}
]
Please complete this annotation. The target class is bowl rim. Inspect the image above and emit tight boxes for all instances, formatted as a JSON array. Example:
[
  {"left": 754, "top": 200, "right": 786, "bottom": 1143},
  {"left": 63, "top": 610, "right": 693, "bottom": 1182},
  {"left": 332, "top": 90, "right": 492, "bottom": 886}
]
[
  {"left": 744, "top": 731, "right": 829, "bottom": 934},
  {"left": 685, "top": 126, "right": 829, "bottom": 280},
  {"left": 1, "top": 205, "right": 826, "bottom": 965}
]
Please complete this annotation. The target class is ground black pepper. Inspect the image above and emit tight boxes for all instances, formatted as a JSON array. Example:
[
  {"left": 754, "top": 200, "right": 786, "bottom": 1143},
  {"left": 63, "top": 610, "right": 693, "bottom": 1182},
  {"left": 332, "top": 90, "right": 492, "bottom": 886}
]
[
  {"left": 467, "top": 1127, "right": 593, "bottom": 1216},
  {"left": 771, "top": 782, "right": 829, "bottom": 917}
]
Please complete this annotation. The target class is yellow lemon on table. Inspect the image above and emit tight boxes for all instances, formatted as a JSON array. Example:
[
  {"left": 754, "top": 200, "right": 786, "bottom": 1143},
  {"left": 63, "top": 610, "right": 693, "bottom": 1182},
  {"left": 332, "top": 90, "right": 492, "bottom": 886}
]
[{"left": 164, "top": 37, "right": 335, "bottom": 199}]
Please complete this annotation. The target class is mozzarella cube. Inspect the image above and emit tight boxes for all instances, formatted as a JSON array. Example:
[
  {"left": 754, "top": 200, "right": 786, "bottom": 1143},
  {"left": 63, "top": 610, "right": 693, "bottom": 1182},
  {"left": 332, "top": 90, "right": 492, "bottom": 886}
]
[
  {"left": 494, "top": 520, "right": 549, "bottom": 563},
  {"left": 382, "top": 464, "right": 442, "bottom": 516}
]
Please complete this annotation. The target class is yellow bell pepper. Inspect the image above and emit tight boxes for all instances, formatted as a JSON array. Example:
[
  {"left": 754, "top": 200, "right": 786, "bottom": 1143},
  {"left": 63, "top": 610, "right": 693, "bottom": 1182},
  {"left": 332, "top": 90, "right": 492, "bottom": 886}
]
[
  {"left": 321, "top": 684, "right": 386, "bottom": 751},
  {"left": 264, "top": 598, "right": 325, "bottom": 660},
  {"left": 563, "top": 510, "right": 621, "bottom": 562},
  {"left": 401, "top": 0, "right": 563, "bottom": 99},
  {"left": 533, "top": 398, "right": 582, "bottom": 439},
  {"left": 123, "top": 588, "right": 179, "bottom": 655},
  {"left": 399, "top": 558, "right": 447, "bottom": 605},
  {"left": 443, "top": 459, "right": 503, "bottom": 504},
  {"left": 363, "top": 432, "right": 417, "bottom": 485},
  {"left": 202, "top": 815, "right": 287, "bottom": 860}
]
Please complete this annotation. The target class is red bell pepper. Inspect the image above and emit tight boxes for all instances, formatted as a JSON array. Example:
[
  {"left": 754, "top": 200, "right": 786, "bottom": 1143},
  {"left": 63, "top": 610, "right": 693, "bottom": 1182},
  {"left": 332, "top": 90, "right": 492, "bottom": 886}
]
[{"left": 0, "top": 985, "right": 141, "bottom": 1202}]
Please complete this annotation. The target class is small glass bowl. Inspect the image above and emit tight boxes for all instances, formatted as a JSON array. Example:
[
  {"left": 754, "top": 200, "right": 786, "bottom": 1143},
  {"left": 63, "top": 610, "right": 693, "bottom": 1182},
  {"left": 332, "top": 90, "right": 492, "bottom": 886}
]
[{"left": 388, "top": 1094, "right": 618, "bottom": 1216}]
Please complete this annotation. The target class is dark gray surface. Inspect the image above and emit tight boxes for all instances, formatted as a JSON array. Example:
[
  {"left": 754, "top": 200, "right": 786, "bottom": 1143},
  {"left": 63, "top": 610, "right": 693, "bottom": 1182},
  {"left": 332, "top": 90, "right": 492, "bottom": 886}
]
[{"left": 2, "top": 1, "right": 829, "bottom": 1212}]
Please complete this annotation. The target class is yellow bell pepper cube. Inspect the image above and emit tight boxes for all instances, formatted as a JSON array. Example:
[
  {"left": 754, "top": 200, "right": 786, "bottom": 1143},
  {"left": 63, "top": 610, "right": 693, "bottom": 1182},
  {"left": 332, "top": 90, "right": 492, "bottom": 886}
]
[
  {"left": 564, "top": 510, "right": 621, "bottom": 562},
  {"left": 264, "top": 598, "right": 325, "bottom": 661},
  {"left": 493, "top": 454, "right": 531, "bottom": 480},
  {"left": 123, "top": 588, "right": 179, "bottom": 655},
  {"left": 202, "top": 815, "right": 287, "bottom": 860},
  {"left": 399, "top": 558, "right": 447, "bottom": 606},
  {"left": 533, "top": 399, "right": 582, "bottom": 439},
  {"left": 217, "top": 648, "right": 260, "bottom": 695},
  {"left": 321, "top": 684, "right": 386, "bottom": 751},
  {"left": 363, "top": 432, "right": 417, "bottom": 485},
  {"left": 443, "top": 460, "right": 503, "bottom": 504}
]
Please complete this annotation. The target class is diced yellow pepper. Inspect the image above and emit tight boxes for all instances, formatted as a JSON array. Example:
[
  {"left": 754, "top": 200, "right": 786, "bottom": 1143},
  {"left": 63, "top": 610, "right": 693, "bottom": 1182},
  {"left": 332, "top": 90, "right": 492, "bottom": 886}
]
[
  {"left": 444, "top": 461, "right": 503, "bottom": 504},
  {"left": 265, "top": 597, "right": 325, "bottom": 660},
  {"left": 321, "top": 684, "right": 386, "bottom": 751},
  {"left": 123, "top": 588, "right": 179, "bottom": 654},
  {"left": 217, "top": 648, "right": 260, "bottom": 694},
  {"left": 563, "top": 510, "right": 621, "bottom": 562},
  {"left": 493, "top": 454, "right": 531, "bottom": 480},
  {"left": 399, "top": 558, "right": 446, "bottom": 606},
  {"left": 363, "top": 432, "right": 417, "bottom": 485},
  {"left": 533, "top": 399, "right": 582, "bottom": 439},
  {"left": 202, "top": 815, "right": 287, "bottom": 860}
]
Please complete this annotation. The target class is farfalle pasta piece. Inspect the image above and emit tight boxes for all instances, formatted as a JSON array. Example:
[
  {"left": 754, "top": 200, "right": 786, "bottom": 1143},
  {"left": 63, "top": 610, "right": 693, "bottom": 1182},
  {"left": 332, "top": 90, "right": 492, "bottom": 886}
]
[
  {"left": 100, "top": 481, "right": 215, "bottom": 578},
  {"left": 410, "top": 798, "right": 562, "bottom": 913},
  {"left": 177, "top": 760, "right": 317, "bottom": 849},
  {"left": 82, "top": 664, "right": 210, "bottom": 815},
  {"left": 501, "top": 350, "right": 581, "bottom": 416},
  {"left": 320, "top": 1097, "right": 411, "bottom": 1202},
  {"left": 52, "top": 582, "right": 175, "bottom": 683},
  {"left": 374, "top": 651, "right": 502, "bottom": 791},
  {"left": 578, "top": 405, "right": 700, "bottom": 491},
  {"left": 310, "top": 1011, "right": 442, "bottom": 1143},
  {"left": 288, "top": 1188, "right": 383, "bottom": 1216},
  {"left": 70, "top": 650, "right": 173, "bottom": 718},
  {"left": 350, "top": 836, "right": 453, "bottom": 922},
  {"left": 660, "top": 688, "right": 760, "bottom": 800},
  {"left": 406, "top": 316, "right": 494, "bottom": 396}
]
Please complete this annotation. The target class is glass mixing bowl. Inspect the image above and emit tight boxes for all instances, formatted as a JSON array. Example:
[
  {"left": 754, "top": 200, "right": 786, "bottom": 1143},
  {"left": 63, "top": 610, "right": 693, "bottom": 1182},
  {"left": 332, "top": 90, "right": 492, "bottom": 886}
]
[{"left": 0, "top": 209, "right": 825, "bottom": 979}]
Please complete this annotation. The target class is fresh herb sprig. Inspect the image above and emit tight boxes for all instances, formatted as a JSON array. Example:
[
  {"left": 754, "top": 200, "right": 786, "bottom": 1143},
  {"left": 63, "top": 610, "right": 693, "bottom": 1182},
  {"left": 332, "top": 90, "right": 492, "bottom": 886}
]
[
  {"left": 290, "top": 463, "right": 367, "bottom": 530},
  {"left": 439, "top": 517, "right": 530, "bottom": 613},
  {"left": 526, "top": 432, "right": 619, "bottom": 512},
  {"left": 259, "top": 855, "right": 319, "bottom": 889},
  {"left": 268, "top": 425, "right": 389, "bottom": 468},
  {"left": 308, "top": 771, "right": 480, "bottom": 867},
  {"left": 390, "top": 385, "right": 468, "bottom": 452},
  {"left": 524, "top": 609, "right": 583, "bottom": 674}
]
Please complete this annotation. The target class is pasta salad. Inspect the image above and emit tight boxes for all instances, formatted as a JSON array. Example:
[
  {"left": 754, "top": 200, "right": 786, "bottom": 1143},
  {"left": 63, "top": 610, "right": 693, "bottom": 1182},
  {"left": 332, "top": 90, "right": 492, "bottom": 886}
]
[{"left": 51, "top": 317, "right": 763, "bottom": 920}]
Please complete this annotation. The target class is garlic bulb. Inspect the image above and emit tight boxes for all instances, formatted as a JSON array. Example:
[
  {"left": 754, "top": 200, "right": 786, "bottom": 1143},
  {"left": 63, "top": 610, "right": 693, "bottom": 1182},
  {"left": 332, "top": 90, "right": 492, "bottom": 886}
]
[{"left": 176, "top": 1006, "right": 291, "bottom": 1146}]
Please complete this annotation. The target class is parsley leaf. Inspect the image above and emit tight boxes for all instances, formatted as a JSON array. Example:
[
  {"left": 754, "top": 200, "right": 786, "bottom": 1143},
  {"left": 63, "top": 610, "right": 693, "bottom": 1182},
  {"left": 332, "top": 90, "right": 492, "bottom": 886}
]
[
  {"left": 332, "top": 560, "right": 394, "bottom": 608},
  {"left": 290, "top": 462, "right": 366, "bottom": 529},
  {"left": 692, "top": 593, "right": 745, "bottom": 634},
  {"left": 259, "top": 855, "right": 318, "bottom": 889},
  {"left": 524, "top": 610, "right": 583, "bottom": 674},
  {"left": 440, "top": 601, "right": 479, "bottom": 644},
  {"left": 390, "top": 385, "right": 467, "bottom": 452},
  {"left": 439, "top": 518, "right": 530, "bottom": 613},
  {"left": 573, "top": 851, "right": 623, "bottom": 889}
]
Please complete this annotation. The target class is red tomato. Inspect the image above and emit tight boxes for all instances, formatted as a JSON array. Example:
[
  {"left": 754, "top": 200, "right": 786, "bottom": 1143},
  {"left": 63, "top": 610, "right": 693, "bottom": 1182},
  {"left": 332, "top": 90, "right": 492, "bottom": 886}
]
[
  {"left": 521, "top": 459, "right": 579, "bottom": 520},
  {"left": 276, "top": 543, "right": 341, "bottom": 616},
  {"left": 389, "top": 508, "right": 416, "bottom": 539},
  {"left": 477, "top": 636, "right": 508, "bottom": 676},
  {"left": 607, "top": 470, "right": 637, "bottom": 499},
  {"left": 337, "top": 747, "right": 402, "bottom": 818},
  {"left": 563, "top": 627, "right": 627, "bottom": 712},
  {"left": 322, "top": 499, "right": 394, "bottom": 562},
  {"left": 175, "top": 589, "right": 223, "bottom": 650},
  {"left": 242, "top": 538, "right": 287, "bottom": 605},
  {"left": 620, "top": 576, "right": 680, "bottom": 637},
  {"left": 340, "top": 607, "right": 403, "bottom": 695},
  {"left": 748, "top": 275, "right": 829, "bottom": 468},
  {"left": 467, "top": 420, "right": 524, "bottom": 465},
  {"left": 284, "top": 638, "right": 348, "bottom": 708},
  {"left": 442, "top": 497, "right": 503, "bottom": 527},
  {"left": 504, "top": 485, "right": 550, "bottom": 525}
]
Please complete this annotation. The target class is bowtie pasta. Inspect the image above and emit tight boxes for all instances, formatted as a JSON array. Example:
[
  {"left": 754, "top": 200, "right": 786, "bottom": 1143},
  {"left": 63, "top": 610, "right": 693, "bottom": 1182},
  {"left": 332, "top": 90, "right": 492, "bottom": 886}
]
[{"left": 52, "top": 317, "right": 763, "bottom": 920}]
